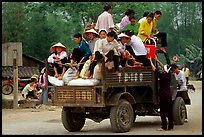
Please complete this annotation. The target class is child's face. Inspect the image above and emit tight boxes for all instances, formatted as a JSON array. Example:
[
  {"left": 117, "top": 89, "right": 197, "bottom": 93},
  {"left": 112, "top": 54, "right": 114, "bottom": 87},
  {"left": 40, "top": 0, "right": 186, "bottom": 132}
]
[
  {"left": 87, "top": 32, "right": 95, "bottom": 40},
  {"left": 99, "top": 31, "right": 107, "bottom": 39},
  {"left": 120, "top": 37, "right": 129, "bottom": 44},
  {"left": 107, "top": 36, "right": 114, "bottom": 42},
  {"left": 56, "top": 47, "right": 63, "bottom": 53}
]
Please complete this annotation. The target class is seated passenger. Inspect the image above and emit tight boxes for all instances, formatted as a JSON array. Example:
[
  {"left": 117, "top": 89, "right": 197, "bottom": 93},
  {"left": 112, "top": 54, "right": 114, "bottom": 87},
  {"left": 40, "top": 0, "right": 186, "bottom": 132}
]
[
  {"left": 117, "top": 33, "right": 143, "bottom": 68},
  {"left": 118, "top": 15, "right": 140, "bottom": 35},
  {"left": 88, "top": 29, "right": 108, "bottom": 78},
  {"left": 47, "top": 42, "right": 68, "bottom": 80},
  {"left": 71, "top": 33, "right": 92, "bottom": 78},
  {"left": 121, "top": 50, "right": 143, "bottom": 68},
  {"left": 85, "top": 28, "right": 99, "bottom": 53},
  {"left": 125, "top": 30, "right": 150, "bottom": 66},
  {"left": 97, "top": 31, "right": 120, "bottom": 76}
]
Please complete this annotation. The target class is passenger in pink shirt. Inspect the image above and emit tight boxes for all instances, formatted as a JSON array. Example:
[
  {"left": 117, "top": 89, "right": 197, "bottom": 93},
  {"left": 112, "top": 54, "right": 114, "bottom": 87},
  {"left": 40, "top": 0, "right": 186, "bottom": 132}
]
[
  {"left": 95, "top": 4, "right": 115, "bottom": 33},
  {"left": 119, "top": 9, "right": 135, "bottom": 30},
  {"left": 47, "top": 42, "right": 68, "bottom": 80}
]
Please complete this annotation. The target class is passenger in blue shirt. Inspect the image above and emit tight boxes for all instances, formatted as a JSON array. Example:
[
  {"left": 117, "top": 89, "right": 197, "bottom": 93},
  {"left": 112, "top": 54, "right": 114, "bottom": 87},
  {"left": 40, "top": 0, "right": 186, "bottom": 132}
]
[{"left": 72, "top": 33, "right": 92, "bottom": 78}]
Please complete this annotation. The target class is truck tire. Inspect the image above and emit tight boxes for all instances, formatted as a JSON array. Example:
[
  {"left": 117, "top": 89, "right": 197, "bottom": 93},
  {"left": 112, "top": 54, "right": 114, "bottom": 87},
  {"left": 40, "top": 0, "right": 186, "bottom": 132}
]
[
  {"left": 61, "top": 107, "right": 85, "bottom": 132},
  {"left": 110, "top": 99, "right": 134, "bottom": 133},
  {"left": 172, "top": 97, "right": 186, "bottom": 125}
]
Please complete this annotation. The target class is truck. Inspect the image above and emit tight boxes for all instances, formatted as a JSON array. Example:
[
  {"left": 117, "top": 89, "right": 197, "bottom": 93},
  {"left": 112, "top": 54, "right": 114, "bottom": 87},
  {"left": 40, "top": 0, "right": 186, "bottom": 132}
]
[{"left": 45, "top": 49, "right": 191, "bottom": 133}]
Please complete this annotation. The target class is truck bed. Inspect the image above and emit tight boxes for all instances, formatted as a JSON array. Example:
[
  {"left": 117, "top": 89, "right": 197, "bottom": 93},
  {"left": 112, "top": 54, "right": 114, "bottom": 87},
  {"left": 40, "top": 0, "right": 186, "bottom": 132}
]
[{"left": 52, "top": 67, "right": 156, "bottom": 107}]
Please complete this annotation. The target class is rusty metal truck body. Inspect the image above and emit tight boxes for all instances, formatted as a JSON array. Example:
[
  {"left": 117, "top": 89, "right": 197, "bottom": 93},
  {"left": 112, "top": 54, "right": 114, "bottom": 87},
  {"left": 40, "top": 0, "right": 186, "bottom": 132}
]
[{"left": 46, "top": 50, "right": 191, "bottom": 133}]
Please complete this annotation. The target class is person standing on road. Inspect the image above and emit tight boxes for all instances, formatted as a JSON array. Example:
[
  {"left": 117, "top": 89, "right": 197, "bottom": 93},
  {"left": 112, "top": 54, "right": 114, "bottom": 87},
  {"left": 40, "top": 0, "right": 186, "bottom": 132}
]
[
  {"left": 95, "top": 4, "right": 115, "bottom": 33},
  {"left": 171, "top": 64, "right": 187, "bottom": 91},
  {"left": 171, "top": 63, "right": 189, "bottom": 122},
  {"left": 149, "top": 56, "right": 174, "bottom": 131},
  {"left": 182, "top": 64, "right": 190, "bottom": 85},
  {"left": 38, "top": 67, "right": 48, "bottom": 105}
]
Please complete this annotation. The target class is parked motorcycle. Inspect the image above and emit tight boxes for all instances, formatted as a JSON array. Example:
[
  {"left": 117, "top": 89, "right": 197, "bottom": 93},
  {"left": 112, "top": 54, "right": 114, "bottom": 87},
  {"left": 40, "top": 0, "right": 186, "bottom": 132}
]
[{"left": 2, "top": 77, "right": 30, "bottom": 95}]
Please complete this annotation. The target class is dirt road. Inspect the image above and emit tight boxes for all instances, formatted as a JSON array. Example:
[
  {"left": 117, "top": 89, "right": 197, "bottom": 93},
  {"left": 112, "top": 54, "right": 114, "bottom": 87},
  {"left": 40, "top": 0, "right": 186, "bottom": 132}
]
[{"left": 2, "top": 81, "right": 202, "bottom": 135}]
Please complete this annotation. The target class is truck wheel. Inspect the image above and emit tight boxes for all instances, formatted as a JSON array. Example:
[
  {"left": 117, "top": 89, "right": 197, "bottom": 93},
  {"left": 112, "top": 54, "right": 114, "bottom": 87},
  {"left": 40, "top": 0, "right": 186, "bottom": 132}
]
[
  {"left": 110, "top": 99, "right": 134, "bottom": 133},
  {"left": 172, "top": 97, "right": 186, "bottom": 125},
  {"left": 61, "top": 107, "right": 85, "bottom": 132}
]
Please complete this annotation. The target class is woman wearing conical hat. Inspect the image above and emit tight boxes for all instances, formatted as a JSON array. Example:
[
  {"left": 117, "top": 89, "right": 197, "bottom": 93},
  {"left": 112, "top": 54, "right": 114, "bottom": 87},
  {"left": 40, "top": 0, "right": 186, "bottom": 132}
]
[{"left": 47, "top": 42, "right": 68, "bottom": 80}]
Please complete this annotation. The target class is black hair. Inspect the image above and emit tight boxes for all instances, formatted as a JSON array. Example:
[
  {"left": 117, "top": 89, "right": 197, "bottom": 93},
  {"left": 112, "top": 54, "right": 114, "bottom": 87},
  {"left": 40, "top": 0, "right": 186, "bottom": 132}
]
[
  {"left": 143, "top": 12, "right": 150, "bottom": 17},
  {"left": 125, "top": 9, "right": 135, "bottom": 16},
  {"left": 31, "top": 78, "right": 37, "bottom": 82},
  {"left": 146, "top": 12, "right": 154, "bottom": 19},
  {"left": 154, "top": 10, "right": 162, "bottom": 15},
  {"left": 107, "top": 31, "right": 116, "bottom": 38},
  {"left": 125, "top": 30, "right": 135, "bottom": 37},
  {"left": 171, "top": 63, "right": 178, "bottom": 70},
  {"left": 103, "top": 4, "right": 112, "bottom": 11},
  {"left": 99, "top": 29, "right": 107, "bottom": 34},
  {"left": 129, "top": 15, "right": 136, "bottom": 21},
  {"left": 73, "top": 33, "right": 82, "bottom": 38}
]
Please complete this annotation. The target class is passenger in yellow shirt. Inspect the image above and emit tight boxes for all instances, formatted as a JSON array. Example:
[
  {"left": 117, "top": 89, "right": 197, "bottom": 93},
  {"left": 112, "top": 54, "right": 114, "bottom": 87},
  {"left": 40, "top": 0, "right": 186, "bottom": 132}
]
[{"left": 137, "top": 13, "right": 154, "bottom": 43}]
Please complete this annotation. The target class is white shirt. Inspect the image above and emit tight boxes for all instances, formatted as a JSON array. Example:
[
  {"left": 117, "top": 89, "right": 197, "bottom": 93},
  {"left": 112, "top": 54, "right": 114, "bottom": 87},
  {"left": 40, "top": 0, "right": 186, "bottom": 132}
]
[
  {"left": 93, "top": 38, "right": 105, "bottom": 54},
  {"left": 174, "top": 70, "right": 187, "bottom": 90},
  {"left": 98, "top": 38, "right": 120, "bottom": 55},
  {"left": 127, "top": 35, "right": 147, "bottom": 56},
  {"left": 95, "top": 11, "right": 115, "bottom": 33},
  {"left": 22, "top": 83, "right": 35, "bottom": 97},
  {"left": 47, "top": 51, "right": 67, "bottom": 64}
]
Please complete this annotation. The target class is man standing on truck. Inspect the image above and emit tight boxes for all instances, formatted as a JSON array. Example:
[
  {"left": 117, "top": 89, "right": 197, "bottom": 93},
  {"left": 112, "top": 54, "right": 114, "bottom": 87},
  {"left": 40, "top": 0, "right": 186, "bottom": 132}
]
[{"left": 149, "top": 56, "right": 174, "bottom": 131}]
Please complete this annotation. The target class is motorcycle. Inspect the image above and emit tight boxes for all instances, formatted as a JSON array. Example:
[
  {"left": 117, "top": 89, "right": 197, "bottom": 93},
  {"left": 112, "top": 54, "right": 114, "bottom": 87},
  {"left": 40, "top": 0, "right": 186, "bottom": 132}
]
[{"left": 2, "top": 77, "right": 30, "bottom": 95}]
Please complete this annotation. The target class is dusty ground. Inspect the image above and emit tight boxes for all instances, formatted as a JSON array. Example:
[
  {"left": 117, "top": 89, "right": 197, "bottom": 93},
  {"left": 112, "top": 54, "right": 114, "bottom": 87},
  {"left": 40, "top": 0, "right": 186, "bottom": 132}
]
[{"left": 2, "top": 80, "right": 202, "bottom": 135}]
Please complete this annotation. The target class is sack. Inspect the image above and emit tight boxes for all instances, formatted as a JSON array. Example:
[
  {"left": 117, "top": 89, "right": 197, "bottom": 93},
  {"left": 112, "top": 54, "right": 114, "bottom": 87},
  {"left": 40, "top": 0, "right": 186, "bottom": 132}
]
[
  {"left": 68, "top": 78, "right": 100, "bottom": 86},
  {"left": 63, "top": 68, "right": 77, "bottom": 85},
  {"left": 48, "top": 75, "right": 64, "bottom": 86},
  {"left": 93, "top": 63, "right": 102, "bottom": 80},
  {"left": 80, "top": 59, "right": 91, "bottom": 79}
]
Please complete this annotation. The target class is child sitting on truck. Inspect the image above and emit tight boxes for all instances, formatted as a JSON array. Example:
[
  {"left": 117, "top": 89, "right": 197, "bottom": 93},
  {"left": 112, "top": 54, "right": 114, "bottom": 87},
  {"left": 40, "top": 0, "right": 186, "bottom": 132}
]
[
  {"left": 121, "top": 50, "right": 143, "bottom": 68},
  {"left": 47, "top": 42, "right": 68, "bottom": 80}
]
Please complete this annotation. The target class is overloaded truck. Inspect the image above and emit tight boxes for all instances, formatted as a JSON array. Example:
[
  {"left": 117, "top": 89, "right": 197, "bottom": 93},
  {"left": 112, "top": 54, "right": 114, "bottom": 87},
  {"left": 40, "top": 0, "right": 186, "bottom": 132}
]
[{"left": 45, "top": 49, "right": 191, "bottom": 133}]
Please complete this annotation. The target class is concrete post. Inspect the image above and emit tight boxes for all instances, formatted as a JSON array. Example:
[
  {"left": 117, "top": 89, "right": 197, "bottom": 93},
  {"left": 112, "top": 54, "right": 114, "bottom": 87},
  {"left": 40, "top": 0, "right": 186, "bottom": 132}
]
[{"left": 13, "top": 49, "right": 18, "bottom": 109}]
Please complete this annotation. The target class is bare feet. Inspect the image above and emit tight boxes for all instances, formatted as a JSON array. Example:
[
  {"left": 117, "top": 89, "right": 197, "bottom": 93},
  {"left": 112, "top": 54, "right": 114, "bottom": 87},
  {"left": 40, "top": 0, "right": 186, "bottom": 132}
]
[
  {"left": 58, "top": 76, "right": 63, "bottom": 80},
  {"left": 54, "top": 74, "right": 58, "bottom": 78},
  {"left": 157, "top": 128, "right": 166, "bottom": 131},
  {"left": 115, "top": 71, "right": 120, "bottom": 76}
]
